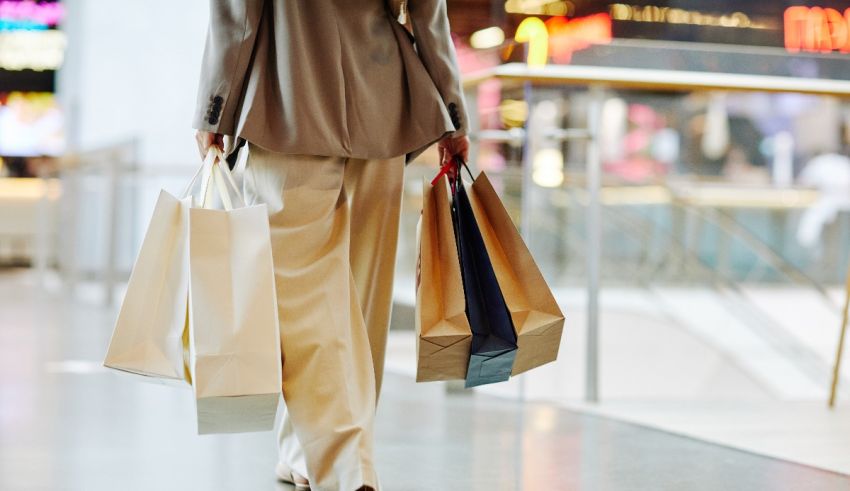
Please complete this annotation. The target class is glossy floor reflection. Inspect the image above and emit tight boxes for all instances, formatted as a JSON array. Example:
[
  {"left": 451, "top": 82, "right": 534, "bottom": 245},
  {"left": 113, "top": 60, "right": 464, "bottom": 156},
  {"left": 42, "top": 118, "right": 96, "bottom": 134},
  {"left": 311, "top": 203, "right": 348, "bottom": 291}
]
[{"left": 1, "top": 269, "right": 849, "bottom": 490}]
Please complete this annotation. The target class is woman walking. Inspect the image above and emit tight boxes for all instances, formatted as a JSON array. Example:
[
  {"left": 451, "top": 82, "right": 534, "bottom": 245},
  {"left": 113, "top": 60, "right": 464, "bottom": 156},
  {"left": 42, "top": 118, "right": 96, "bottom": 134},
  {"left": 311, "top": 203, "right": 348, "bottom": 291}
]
[{"left": 193, "top": 1, "right": 469, "bottom": 490}]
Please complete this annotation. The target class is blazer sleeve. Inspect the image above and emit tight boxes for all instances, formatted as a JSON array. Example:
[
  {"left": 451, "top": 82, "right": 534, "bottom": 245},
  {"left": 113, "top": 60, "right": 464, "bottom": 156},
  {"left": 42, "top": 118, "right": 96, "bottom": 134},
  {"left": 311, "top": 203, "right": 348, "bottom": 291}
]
[
  {"left": 408, "top": 0, "right": 469, "bottom": 137},
  {"left": 193, "top": 0, "right": 265, "bottom": 135}
]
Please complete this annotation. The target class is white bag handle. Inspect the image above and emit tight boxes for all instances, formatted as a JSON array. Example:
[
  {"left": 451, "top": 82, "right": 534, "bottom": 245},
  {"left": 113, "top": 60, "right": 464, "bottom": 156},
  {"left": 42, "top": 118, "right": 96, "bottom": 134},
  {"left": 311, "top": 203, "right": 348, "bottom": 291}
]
[
  {"left": 182, "top": 148, "right": 247, "bottom": 210},
  {"left": 211, "top": 148, "right": 246, "bottom": 208},
  {"left": 181, "top": 157, "right": 208, "bottom": 199}
]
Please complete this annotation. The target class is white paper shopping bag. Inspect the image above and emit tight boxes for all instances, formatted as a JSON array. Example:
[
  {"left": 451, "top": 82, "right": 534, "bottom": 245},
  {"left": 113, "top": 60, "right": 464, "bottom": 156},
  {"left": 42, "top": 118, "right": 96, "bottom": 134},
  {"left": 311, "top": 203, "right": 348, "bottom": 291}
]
[
  {"left": 103, "top": 188, "right": 191, "bottom": 385},
  {"left": 188, "top": 149, "right": 282, "bottom": 434}
]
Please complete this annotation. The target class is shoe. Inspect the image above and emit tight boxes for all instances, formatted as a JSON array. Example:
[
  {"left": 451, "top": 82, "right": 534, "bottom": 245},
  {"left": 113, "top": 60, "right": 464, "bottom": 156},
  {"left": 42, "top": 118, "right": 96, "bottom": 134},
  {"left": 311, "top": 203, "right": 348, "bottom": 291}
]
[
  {"left": 357, "top": 475, "right": 380, "bottom": 490},
  {"left": 275, "top": 462, "right": 310, "bottom": 490}
]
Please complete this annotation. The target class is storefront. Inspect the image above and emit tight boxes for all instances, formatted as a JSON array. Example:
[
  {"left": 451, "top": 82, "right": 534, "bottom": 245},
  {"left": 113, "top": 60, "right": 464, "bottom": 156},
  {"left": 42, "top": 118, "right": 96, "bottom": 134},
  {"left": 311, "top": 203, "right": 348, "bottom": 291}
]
[
  {"left": 0, "top": 0, "right": 64, "bottom": 264},
  {"left": 434, "top": 1, "right": 850, "bottom": 285},
  {"left": 390, "top": 1, "right": 850, "bottom": 407}
]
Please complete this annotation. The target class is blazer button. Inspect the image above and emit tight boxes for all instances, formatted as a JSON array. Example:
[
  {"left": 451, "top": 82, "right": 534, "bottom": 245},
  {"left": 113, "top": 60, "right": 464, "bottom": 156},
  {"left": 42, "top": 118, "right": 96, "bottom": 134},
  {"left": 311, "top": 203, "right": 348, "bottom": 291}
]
[
  {"left": 213, "top": 95, "right": 224, "bottom": 104},
  {"left": 208, "top": 115, "right": 219, "bottom": 125}
]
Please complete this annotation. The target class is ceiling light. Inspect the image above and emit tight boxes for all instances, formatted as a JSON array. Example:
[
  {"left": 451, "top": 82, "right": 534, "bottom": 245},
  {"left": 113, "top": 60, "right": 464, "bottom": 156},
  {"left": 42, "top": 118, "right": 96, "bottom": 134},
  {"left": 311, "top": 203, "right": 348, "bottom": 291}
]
[{"left": 470, "top": 26, "right": 505, "bottom": 50}]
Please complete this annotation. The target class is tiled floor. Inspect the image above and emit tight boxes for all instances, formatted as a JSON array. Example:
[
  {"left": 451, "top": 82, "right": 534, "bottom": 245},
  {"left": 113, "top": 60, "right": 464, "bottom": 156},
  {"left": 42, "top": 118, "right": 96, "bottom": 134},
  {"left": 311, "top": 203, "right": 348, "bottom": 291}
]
[
  {"left": 390, "top": 276, "right": 850, "bottom": 475},
  {"left": 581, "top": 399, "right": 850, "bottom": 477},
  {"left": 2, "top": 269, "right": 850, "bottom": 490}
]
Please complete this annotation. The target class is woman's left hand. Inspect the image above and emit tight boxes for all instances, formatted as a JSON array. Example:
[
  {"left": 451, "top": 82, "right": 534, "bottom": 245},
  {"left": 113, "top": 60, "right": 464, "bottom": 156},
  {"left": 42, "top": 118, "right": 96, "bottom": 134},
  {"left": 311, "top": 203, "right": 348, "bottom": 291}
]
[{"left": 437, "top": 134, "right": 470, "bottom": 166}]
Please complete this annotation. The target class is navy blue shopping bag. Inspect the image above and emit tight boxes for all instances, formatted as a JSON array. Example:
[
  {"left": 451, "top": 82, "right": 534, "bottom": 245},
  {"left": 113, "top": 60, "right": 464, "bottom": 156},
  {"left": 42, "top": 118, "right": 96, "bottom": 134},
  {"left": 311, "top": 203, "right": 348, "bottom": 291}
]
[{"left": 444, "top": 158, "right": 518, "bottom": 388}]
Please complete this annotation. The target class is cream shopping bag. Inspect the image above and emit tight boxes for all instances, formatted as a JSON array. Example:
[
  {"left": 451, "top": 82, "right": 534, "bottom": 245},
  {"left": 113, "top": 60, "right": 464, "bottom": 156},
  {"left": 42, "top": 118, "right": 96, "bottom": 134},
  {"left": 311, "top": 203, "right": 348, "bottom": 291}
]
[
  {"left": 103, "top": 185, "right": 191, "bottom": 385},
  {"left": 415, "top": 175, "right": 472, "bottom": 382},
  {"left": 467, "top": 172, "right": 565, "bottom": 375},
  {"left": 188, "top": 149, "right": 282, "bottom": 434}
]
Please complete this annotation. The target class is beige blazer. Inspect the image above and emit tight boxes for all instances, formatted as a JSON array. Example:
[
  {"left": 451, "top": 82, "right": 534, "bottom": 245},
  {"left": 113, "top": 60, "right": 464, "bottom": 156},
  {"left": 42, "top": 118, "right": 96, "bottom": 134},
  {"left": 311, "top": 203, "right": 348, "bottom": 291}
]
[{"left": 193, "top": 0, "right": 469, "bottom": 161}]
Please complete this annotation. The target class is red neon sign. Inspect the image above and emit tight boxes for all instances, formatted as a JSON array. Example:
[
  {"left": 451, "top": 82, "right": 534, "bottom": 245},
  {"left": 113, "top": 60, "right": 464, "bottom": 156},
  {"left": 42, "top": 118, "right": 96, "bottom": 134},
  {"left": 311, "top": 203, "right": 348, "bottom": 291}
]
[
  {"left": 546, "top": 14, "right": 612, "bottom": 64},
  {"left": 784, "top": 6, "right": 850, "bottom": 53},
  {"left": 515, "top": 14, "right": 612, "bottom": 66}
]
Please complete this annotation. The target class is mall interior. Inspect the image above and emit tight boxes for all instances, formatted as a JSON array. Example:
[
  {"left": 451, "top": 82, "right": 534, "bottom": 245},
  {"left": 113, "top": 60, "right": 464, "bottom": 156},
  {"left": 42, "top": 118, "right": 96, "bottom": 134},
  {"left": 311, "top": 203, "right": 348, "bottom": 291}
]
[{"left": 4, "top": 0, "right": 850, "bottom": 489}]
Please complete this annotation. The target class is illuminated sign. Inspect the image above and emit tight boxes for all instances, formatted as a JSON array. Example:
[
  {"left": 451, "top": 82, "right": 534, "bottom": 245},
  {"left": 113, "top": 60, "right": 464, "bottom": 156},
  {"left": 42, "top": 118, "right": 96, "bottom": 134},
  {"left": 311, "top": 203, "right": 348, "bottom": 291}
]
[
  {"left": 784, "top": 6, "right": 850, "bottom": 53},
  {"left": 515, "top": 17, "right": 549, "bottom": 66},
  {"left": 0, "top": 19, "right": 48, "bottom": 31},
  {"left": 0, "top": 1, "right": 64, "bottom": 27},
  {"left": 515, "top": 14, "right": 612, "bottom": 66},
  {"left": 0, "top": 91, "right": 64, "bottom": 156},
  {"left": 505, "top": 0, "right": 573, "bottom": 16},
  {"left": 0, "top": 30, "right": 66, "bottom": 70},
  {"left": 609, "top": 4, "right": 770, "bottom": 30},
  {"left": 546, "top": 14, "right": 611, "bottom": 64}
]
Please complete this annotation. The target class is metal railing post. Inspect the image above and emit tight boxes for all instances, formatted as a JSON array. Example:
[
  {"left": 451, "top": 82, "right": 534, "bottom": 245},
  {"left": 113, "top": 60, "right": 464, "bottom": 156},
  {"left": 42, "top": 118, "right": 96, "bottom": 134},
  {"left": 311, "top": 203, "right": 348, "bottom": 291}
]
[
  {"left": 585, "top": 86, "right": 604, "bottom": 403},
  {"left": 828, "top": 262, "right": 850, "bottom": 408},
  {"left": 103, "top": 161, "right": 120, "bottom": 306},
  {"left": 34, "top": 169, "right": 52, "bottom": 288}
]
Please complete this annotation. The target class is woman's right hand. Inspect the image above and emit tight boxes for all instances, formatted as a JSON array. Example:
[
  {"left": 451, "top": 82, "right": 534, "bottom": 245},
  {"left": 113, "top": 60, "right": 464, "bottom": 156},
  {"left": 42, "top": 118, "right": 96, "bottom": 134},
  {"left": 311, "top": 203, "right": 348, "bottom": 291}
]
[{"left": 195, "top": 130, "right": 224, "bottom": 158}]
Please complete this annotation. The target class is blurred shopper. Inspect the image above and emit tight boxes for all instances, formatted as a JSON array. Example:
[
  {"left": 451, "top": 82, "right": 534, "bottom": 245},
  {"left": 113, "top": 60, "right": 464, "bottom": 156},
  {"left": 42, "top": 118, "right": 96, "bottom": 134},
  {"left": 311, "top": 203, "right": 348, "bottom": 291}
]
[
  {"left": 797, "top": 153, "right": 850, "bottom": 249},
  {"left": 192, "top": 1, "right": 468, "bottom": 490}
]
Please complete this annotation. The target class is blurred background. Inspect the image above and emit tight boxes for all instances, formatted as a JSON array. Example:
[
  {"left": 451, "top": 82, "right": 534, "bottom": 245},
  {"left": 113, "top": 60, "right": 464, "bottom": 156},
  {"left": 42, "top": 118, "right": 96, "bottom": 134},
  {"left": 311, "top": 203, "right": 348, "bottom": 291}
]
[{"left": 4, "top": 0, "right": 850, "bottom": 488}]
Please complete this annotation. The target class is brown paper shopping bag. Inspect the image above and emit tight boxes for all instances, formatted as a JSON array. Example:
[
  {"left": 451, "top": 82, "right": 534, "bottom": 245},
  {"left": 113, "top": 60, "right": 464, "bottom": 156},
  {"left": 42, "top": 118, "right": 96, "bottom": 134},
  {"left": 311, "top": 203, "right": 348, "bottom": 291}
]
[
  {"left": 188, "top": 150, "right": 282, "bottom": 434},
  {"left": 467, "top": 172, "right": 565, "bottom": 375},
  {"left": 415, "top": 175, "right": 472, "bottom": 382},
  {"left": 103, "top": 188, "right": 191, "bottom": 385}
]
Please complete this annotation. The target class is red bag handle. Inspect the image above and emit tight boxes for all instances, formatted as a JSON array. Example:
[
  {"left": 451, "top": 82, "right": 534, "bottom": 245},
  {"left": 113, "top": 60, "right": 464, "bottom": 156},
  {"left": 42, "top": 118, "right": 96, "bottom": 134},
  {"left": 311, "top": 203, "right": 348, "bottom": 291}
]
[{"left": 430, "top": 156, "right": 474, "bottom": 193}]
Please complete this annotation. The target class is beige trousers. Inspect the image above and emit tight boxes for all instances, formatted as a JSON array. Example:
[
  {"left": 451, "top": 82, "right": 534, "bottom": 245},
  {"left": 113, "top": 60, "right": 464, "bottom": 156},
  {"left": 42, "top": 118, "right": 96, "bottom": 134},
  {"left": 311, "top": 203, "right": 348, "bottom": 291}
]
[{"left": 242, "top": 144, "right": 405, "bottom": 491}]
